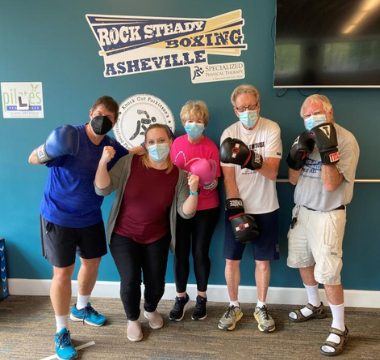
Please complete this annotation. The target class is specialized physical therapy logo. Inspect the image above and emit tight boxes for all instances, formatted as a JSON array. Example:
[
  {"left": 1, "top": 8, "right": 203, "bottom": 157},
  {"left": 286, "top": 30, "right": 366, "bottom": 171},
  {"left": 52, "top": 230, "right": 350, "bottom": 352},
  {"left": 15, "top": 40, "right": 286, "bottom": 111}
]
[
  {"left": 113, "top": 94, "right": 175, "bottom": 149},
  {"left": 86, "top": 10, "right": 247, "bottom": 83}
]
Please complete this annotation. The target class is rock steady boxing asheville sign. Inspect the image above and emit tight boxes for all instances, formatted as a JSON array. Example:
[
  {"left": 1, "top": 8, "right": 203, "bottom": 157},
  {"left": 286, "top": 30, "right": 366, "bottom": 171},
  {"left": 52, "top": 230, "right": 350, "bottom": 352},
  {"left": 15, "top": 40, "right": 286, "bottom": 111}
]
[{"left": 86, "top": 10, "right": 247, "bottom": 83}]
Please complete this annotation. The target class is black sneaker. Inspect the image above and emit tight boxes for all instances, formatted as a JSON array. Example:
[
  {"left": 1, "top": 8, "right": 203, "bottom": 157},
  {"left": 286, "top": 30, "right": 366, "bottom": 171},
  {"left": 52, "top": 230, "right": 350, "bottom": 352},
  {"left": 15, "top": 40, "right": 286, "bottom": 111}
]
[
  {"left": 191, "top": 295, "right": 207, "bottom": 320},
  {"left": 169, "top": 293, "right": 190, "bottom": 321}
]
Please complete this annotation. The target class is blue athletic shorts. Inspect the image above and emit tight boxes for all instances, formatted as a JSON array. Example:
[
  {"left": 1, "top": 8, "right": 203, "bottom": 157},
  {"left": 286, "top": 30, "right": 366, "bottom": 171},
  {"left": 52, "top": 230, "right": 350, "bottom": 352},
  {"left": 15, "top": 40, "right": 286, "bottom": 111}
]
[
  {"left": 40, "top": 215, "right": 107, "bottom": 267},
  {"left": 223, "top": 209, "right": 280, "bottom": 261}
]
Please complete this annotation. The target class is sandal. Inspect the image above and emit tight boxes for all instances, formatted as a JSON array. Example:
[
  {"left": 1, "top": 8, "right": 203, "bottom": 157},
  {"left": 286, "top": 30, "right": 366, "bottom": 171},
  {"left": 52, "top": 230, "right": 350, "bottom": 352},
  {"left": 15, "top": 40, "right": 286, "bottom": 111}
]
[
  {"left": 289, "top": 302, "right": 327, "bottom": 322},
  {"left": 320, "top": 326, "right": 349, "bottom": 356}
]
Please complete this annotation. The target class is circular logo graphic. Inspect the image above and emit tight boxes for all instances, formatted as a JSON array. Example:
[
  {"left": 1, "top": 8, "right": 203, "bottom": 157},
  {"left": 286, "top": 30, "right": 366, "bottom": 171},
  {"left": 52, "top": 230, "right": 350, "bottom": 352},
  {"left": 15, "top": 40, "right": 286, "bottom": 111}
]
[{"left": 113, "top": 94, "right": 175, "bottom": 149}]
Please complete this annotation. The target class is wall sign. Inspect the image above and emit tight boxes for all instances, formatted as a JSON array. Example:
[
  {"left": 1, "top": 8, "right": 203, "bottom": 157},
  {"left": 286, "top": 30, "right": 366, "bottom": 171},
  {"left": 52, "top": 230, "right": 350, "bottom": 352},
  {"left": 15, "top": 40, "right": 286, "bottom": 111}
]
[
  {"left": 113, "top": 94, "right": 175, "bottom": 149},
  {"left": 1, "top": 82, "right": 44, "bottom": 119},
  {"left": 86, "top": 10, "right": 247, "bottom": 83}
]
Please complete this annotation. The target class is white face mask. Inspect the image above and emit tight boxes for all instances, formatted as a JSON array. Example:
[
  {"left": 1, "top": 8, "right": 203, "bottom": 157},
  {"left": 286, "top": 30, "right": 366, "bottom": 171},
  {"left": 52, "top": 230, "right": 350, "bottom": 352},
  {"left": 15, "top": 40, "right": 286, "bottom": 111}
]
[
  {"left": 147, "top": 143, "right": 170, "bottom": 162},
  {"left": 239, "top": 110, "right": 258, "bottom": 128},
  {"left": 304, "top": 114, "right": 327, "bottom": 131}
]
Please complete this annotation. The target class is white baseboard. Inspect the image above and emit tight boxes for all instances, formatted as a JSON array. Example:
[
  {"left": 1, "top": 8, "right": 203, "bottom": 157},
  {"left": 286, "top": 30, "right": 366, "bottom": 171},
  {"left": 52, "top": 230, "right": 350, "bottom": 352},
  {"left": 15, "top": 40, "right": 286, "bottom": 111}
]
[{"left": 8, "top": 279, "right": 380, "bottom": 308}]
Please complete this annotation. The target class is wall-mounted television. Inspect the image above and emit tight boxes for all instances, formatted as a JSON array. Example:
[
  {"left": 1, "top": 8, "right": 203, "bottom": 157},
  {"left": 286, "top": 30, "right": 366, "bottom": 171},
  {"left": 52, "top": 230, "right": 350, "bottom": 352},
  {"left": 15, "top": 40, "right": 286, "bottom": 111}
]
[{"left": 273, "top": 0, "right": 380, "bottom": 88}]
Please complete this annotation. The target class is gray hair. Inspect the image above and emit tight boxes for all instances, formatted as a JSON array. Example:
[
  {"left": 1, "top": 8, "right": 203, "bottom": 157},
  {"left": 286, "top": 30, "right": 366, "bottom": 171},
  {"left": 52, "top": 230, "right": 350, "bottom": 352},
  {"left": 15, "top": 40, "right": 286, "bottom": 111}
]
[
  {"left": 300, "top": 94, "right": 333, "bottom": 119},
  {"left": 230, "top": 84, "right": 260, "bottom": 107}
]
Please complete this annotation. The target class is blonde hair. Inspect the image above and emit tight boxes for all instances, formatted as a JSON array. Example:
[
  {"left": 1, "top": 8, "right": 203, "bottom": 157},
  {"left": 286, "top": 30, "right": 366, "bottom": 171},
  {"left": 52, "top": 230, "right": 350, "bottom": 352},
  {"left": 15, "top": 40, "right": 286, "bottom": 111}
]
[
  {"left": 300, "top": 94, "right": 334, "bottom": 121},
  {"left": 230, "top": 84, "right": 260, "bottom": 106},
  {"left": 142, "top": 124, "right": 173, "bottom": 174},
  {"left": 180, "top": 100, "right": 210, "bottom": 127}
]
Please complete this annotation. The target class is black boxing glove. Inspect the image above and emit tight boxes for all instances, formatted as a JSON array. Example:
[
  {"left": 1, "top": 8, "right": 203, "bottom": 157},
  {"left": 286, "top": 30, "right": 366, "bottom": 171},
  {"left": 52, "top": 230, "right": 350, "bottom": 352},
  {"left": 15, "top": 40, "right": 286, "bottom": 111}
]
[
  {"left": 310, "top": 123, "right": 340, "bottom": 165},
  {"left": 226, "top": 198, "right": 259, "bottom": 244},
  {"left": 220, "top": 137, "right": 262, "bottom": 170},
  {"left": 286, "top": 131, "right": 315, "bottom": 170}
]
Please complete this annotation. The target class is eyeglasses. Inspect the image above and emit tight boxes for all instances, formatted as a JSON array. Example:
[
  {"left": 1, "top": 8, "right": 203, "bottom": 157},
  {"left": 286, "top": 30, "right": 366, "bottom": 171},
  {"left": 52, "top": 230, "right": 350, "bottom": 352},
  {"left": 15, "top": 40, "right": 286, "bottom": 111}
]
[
  {"left": 235, "top": 103, "right": 259, "bottom": 113},
  {"left": 303, "top": 110, "right": 324, "bottom": 119}
]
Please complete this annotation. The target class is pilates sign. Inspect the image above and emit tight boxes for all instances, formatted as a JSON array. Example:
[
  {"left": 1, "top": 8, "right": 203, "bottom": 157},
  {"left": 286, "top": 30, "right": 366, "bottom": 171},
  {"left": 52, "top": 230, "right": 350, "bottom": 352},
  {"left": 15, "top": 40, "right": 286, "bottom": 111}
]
[
  {"left": 1, "top": 82, "right": 44, "bottom": 119},
  {"left": 86, "top": 10, "right": 247, "bottom": 83}
]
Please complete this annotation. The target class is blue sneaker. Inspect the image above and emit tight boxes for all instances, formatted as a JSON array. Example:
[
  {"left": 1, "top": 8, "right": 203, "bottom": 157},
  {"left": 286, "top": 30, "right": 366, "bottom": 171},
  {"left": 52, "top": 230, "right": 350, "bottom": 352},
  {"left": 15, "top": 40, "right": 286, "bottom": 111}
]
[
  {"left": 70, "top": 302, "right": 106, "bottom": 326},
  {"left": 55, "top": 328, "right": 77, "bottom": 360}
]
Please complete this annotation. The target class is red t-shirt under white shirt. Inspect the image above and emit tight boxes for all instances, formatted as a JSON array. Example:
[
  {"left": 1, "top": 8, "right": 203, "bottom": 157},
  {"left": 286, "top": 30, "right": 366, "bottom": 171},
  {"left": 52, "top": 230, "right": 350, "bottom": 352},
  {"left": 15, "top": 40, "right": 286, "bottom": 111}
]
[{"left": 113, "top": 155, "right": 179, "bottom": 244}]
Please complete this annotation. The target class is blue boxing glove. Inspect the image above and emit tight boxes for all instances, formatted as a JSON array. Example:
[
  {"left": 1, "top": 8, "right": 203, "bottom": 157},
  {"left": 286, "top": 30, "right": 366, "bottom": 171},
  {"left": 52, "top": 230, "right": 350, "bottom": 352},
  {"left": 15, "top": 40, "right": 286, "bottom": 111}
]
[{"left": 37, "top": 125, "right": 80, "bottom": 164}]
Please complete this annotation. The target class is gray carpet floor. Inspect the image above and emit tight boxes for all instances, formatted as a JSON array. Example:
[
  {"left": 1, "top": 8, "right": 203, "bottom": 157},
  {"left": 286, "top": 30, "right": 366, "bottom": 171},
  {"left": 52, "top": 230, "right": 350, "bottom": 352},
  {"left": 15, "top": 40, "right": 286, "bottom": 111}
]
[{"left": 0, "top": 296, "right": 379, "bottom": 360}]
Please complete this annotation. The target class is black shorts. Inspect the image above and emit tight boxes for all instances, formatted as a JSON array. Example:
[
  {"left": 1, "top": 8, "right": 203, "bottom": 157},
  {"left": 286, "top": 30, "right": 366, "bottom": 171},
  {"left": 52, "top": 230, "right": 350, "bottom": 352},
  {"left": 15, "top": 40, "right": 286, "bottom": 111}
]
[{"left": 40, "top": 215, "right": 107, "bottom": 268}]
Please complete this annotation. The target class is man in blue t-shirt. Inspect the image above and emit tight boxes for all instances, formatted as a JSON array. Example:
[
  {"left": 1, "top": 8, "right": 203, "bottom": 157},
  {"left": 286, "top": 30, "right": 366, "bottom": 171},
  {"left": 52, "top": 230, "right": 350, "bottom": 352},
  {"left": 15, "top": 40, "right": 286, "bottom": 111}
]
[{"left": 29, "top": 96, "right": 142, "bottom": 360}]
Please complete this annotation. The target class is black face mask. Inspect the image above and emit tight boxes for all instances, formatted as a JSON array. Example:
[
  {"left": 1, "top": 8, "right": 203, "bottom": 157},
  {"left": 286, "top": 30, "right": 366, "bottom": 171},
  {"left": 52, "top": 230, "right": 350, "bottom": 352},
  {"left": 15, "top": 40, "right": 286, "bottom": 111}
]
[{"left": 91, "top": 116, "right": 113, "bottom": 135}]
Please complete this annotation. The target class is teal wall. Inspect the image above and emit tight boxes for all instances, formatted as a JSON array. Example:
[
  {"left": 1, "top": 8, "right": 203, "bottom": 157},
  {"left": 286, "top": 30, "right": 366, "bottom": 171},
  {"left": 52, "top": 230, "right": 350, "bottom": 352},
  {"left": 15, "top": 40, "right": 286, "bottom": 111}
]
[{"left": 1, "top": 0, "right": 379, "bottom": 291}]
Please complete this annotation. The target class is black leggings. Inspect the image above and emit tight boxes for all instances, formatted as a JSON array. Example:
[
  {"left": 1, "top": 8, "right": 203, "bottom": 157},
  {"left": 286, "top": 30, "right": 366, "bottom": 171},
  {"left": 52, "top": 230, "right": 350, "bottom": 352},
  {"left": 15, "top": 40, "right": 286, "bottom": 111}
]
[
  {"left": 109, "top": 232, "right": 171, "bottom": 320},
  {"left": 174, "top": 207, "right": 220, "bottom": 293}
]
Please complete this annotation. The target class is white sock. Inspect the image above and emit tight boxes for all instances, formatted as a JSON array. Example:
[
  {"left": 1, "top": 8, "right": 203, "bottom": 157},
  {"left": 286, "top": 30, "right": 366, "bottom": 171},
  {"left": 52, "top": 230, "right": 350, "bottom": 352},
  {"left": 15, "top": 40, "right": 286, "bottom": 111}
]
[
  {"left": 55, "top": 315, "right": 68, "bottom": 333},
  {"left": 230, "top": 300, "right": 240, "bottom": 308},
  {"left": 304, "top": 284, "right": 321, "bottom": 307},
  {"left": 302, "top": 283, "right": 321, "bottom": 317},
  {"left": 76, "top": 294, "right": 91, "bottom": 310},
  {"left": 329, "top": 303, "right": 345, "bottom": 330},
  {"left": 256, "top": 300, "right": 266, "bottom": 309},
  {"left": 289, "top": 283, "right": 321, "bottom": 319},
  {"left": 320, "top": 303, "right": 345, "bottom": 353}
]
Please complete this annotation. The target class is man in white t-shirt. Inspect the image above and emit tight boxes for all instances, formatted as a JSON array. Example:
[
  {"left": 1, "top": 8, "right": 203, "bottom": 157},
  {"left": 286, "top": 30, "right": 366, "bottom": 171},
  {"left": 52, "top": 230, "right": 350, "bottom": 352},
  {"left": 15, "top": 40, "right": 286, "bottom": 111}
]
[{"left": 218, "top": 84, "right": 282, "bottom": 333}]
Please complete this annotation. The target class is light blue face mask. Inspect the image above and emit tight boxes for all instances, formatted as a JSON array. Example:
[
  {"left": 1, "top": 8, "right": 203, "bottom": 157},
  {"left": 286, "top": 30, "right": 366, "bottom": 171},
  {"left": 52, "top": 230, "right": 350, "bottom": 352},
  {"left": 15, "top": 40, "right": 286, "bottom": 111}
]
[
  {"left": 184, "top": 122, "right": 205, "bottom": 139},
  {"left": 304, "top": 114, "right": 327, "bottom": 131},
  {"left": 147, "top": 143, "right": 170, "bottom": 162},
  {"left": 239, "top": 110, "right": 258, "bottom": 128}
]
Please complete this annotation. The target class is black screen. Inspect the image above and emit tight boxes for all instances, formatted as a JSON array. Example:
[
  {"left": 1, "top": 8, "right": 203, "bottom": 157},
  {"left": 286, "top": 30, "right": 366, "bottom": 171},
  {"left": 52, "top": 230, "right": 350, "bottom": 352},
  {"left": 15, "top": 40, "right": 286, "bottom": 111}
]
[{"left": 274, "top": 0, "right": 380, "bottom": 88}]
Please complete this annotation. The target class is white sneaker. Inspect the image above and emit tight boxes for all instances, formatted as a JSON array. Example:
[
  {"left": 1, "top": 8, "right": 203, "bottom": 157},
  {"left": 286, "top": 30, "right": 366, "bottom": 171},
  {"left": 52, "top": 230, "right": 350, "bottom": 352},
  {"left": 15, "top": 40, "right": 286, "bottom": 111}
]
[
  {"left": 127, "top": 320, "right": 143, "bottom": 342},
  {"left": 218, "top": 305, "right": 243, "bottom": 331},
  {"left": 254, "top": 305, "right": 275, "bottom": 333},
  {"left": 144, "top": 310, "right": 163, "bottom": 329}
]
